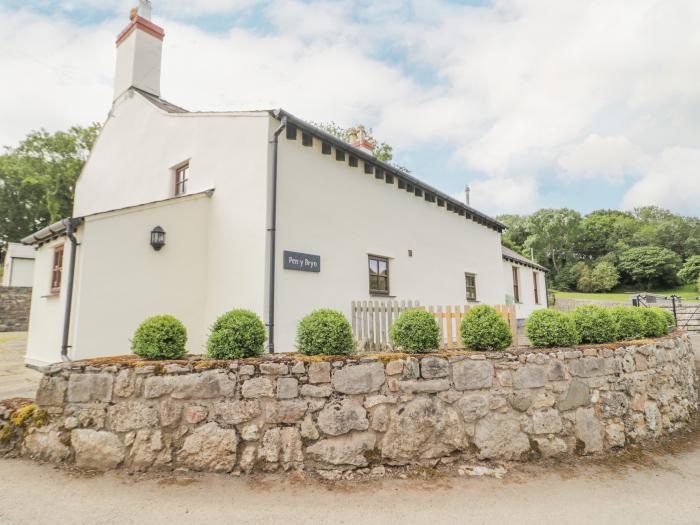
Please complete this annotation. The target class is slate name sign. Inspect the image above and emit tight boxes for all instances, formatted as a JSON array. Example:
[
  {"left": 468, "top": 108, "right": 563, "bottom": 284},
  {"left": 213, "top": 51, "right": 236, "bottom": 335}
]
[{"left": 283, "top": 250, "right": 321, "bottom": 272}]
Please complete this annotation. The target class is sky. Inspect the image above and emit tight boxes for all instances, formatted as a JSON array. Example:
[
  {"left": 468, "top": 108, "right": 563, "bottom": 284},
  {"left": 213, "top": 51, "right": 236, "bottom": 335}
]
[{"left": 1, "top": 0, "right": 698, "bottom": 217}]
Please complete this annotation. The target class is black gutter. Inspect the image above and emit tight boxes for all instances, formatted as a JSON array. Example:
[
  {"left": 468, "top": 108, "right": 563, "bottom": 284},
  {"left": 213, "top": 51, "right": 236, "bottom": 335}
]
[
  {"left": 61, "top": 218, "right": 82, "bottom": 361},
  {"left": 267, "top": 116, "right": 288, "bottom": 353},
  {"left": 270, "top": 109, "right": 506, "bottom": 232}
]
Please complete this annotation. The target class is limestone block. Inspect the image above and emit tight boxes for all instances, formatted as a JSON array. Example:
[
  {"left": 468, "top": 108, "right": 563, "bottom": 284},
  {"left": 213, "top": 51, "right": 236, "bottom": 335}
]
[
  {"left": 456, "top": 394, "right": 490, "bottom": 422},
  {"left": 300, "top": 384, "right": 332, "bottom": 397},
  {"left": 107, "top": 402, "right": 158, "bottom": 432},
  {"left": 574, "top": 407, "right": 604, "bottom": 453},
  {"left": 260, "top": 363, "right": 289, "bottom": 375},
  {"left": 36, "top": 376, "right": 67, "bottom": 406},
  {"left": 398, "top": 379, "right": 450, "bottom": 393},
  {"left": 263, "top": 400, "right": 308, "bottom": 424},
  {"left": 241, "top": 377, "right": 274, "bottom": 399},
  {"left": 67, "top": 374, "right": 113, "bottom": 403},
  {"left": 71, "top": 429, "right": 126, "bottom": 471},
  {"left": 317, "top": 399, "right": 369, "bottom": 436},
  {"left": 276, "top": 377, "right": 299, "bottom": 399},
  {"left": 213, "top": 400, "right": 261, "bottom": 425},
  {"left": 177, "top": 422, "right": 237, "bottom": 472},
  {"left": 473, "top": 413, "right": 530, "bottom": 460},
  {"left": 452, "top": 360, "right": 494, "bottom": 391},
  {"left": 532, "top": 409, "right": 563, "bottom": 434},
  {"left": 306, "top": 432, "right": 377, "bottom": 466},
  {"left": 22, "top": 428, "right": 70, "bottom": 462},
  {"left": 308, "top": 362, "right": 331, "bottom": 384},
  {"left": 558, "top": 381, "right": 590, "bottom": 411},
  {"left": 513, "top": 365, "right": 546, "bottom": 389},
  {"left": 421, "top": 357, "right": 449, "bottom": 379},
  {"left": 332, "top": 362, "right": 385, "bottom": 394}
]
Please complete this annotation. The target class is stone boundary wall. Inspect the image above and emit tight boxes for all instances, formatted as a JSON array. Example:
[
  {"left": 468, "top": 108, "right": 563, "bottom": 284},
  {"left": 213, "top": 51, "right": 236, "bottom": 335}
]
[
  {"left": 0, "top": 286, "right": 32, "bottom": 332},
  {"left": 2, "top": 334, "right": 697, "bottom": 476}
]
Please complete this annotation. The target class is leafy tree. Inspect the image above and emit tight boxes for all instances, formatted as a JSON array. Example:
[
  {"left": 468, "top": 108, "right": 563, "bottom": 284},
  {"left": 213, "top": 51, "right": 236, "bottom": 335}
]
[
  {"left": 575, "top": 210, "right": 638, "bottom": 259},
  {"left": 591, "top": 261, "right": 620, "bottom": 292},
  {"left": 554, "top": 261, "right": 587, "bottom": 291},
  {"left": 617, "top": 246, "right": 682, "bottom": 289},
  {"left": 524, "top": 208, "right": 581, "bottom": 274},
  {"left": 0, "top": 124, "right": 100, "bottom": 257},
  {"left": 576, "top": 264, "right": 594, "bottom": 292},
  {"left": 677, "top": 255, "right": 700, "bottom": 284},
  {"left": 497, "top": 214, "right": 530, "bottom": 253}
]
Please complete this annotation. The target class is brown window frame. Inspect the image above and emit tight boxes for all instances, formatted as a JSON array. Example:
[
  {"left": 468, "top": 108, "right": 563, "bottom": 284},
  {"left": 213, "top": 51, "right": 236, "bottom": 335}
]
[
  {"left": 368, "top": 255, "right": 390, "bottom": 295},
  {"left": 50, "top": 244, "right": 64, "bottom": 294},
  {"left": 465, "top": 273, "right": 477, "bottom": 302},
  {"left": 175, "top": 163, "right": 189, "bottom": 196},
  {"left": 512, "top": 267, "right": 520, "bottom": 303},
  {"left": 533, "top": 271, "right": 540, "bottom": 304}
]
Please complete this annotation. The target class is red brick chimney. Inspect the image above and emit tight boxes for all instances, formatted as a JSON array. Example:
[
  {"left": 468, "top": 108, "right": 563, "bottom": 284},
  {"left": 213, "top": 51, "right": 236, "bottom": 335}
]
[{"left": 350, "top": 126, "right": 374, "bottom": 155}]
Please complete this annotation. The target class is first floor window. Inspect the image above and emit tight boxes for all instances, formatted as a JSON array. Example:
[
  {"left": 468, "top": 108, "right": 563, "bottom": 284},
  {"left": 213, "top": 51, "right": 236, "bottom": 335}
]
[
  {"left": 512, "top": 267, "right": 520, "bottom": 303},
  {"left": 368, "top": 255, "right": 389, "bottom": 295},
  {"left": 465, "top": 273, "right": 477, "bottom": 301},
  {"left": 533, "top": 271, "right": 540, "bottom": 304},
  {"left": 175, "top": 163, "right": 189, "bottom": 195},
  {"left": 51, "top": 245, "right": 64, "bottom": 294}
]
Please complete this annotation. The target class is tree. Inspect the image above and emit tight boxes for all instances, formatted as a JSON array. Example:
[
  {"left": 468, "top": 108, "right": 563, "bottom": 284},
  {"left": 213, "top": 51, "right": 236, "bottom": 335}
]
[
  {"left": 523, "top": 208, "right": 581, "bottom": 274},
  {"left": 617, "top": 246, "right": 682, "bottom": 289},
  {"left": 497, "top": 214, "right": 530, "bottom": 253},
  {"left": 554, "top": 261, "right": 587, "bottom": 290},
  {"left": 591, "top": 261, "right": 620, "bottom": 292},
  {"left": 576, "top": 264, "right": 594, "bottom": 292},
  {"left": 678, "top": 255, "right": 700, "bottom": 284},
  {"left": 575, "top": 210, "right": 638, "bottom": 259},
  {"left": 0, "top": 124, "right": 100, "bottom": 257}
]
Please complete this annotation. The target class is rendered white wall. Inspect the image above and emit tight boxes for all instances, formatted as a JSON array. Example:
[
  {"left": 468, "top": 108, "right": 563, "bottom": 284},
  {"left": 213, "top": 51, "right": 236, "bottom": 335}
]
[
  {"left": 272, "top": 133, "right": 506, "bottom": 352},
  {"left": 2, "top": 243, "right": 35, "bottom": 287},
  {"left": 69, "top": 195, "right": 211, "bottom": 360},
  {"left": 25, "top": 239, "right": 70, "bottom": 367},
  {"left": 502, "top": 260, "right": 547, "bottom": 320}
]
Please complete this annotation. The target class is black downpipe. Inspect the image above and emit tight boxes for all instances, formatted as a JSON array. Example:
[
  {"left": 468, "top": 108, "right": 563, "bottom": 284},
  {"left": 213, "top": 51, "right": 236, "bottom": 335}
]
[
  {"left": 268, "top": 116, "right": 287, "bottom": 353},
  {"left": 61, "top": 218, "right": 81, "bottom": 361}
]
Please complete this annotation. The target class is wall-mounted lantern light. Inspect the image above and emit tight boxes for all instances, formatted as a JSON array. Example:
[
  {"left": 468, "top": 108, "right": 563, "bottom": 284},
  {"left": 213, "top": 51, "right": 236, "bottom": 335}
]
[{"left": 150, "top": 226, "right": 166, "bottom": 251}]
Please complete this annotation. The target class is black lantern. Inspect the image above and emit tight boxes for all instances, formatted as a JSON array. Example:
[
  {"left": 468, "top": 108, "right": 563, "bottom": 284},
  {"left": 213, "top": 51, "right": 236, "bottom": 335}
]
[{"left": 150, "top": 226, "right": 166, "bottom": 251}]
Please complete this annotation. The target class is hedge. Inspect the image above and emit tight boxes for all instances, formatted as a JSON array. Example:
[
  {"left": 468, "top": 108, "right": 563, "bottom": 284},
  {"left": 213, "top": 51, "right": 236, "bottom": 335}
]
[
  {"left": 207, "top": 309, "right": 266, "bottom": 359},
  {"left": 525, "top": 309, "right": 579, "bottom": 348},
  {"left": 638, "top": 307, "right": 669, "bottom": 338},
  {"left": 571, "top": 305, "right": 617, "bottom": 344},
  {"left": 131, "top": 315, "right": 187, "bottom": 359},
  {"left": 296, "top": 309, "right": 355, "bottom": 356},
  {"left": 608, "top": 306, "right": 645, "bottom": 340},
  {"left": 389, "top": 309, "right": 440, "bottom": 353},
  {"left": 460, "top": 305, "right": 512, "bottom": 351}
]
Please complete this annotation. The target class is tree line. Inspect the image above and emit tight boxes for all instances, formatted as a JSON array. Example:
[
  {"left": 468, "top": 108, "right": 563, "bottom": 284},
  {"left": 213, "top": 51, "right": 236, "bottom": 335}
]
[{"left": 498, "top": 208, "right": 700, "bottom": 293}]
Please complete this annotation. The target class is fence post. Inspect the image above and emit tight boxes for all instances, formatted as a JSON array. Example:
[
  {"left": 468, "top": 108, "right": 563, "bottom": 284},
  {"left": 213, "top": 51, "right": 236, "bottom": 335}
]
[{"left": 671, "top": 295, "right": 678, "bottom": 326}]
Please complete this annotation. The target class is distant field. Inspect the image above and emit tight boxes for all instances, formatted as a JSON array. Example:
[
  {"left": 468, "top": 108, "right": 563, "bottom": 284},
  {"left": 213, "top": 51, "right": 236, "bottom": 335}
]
[{"left": 553, "top": 283, "right": 700, "bottom": 303}]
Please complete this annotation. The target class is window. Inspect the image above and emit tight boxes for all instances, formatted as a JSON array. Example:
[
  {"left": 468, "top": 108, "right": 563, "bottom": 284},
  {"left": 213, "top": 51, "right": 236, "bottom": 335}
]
[
  {"left": 321, "top": 142, "right": 332, "bottom": 155},
  {"left": 512, "top": 267, "right": 520, "bottom": 303},
  {"left": 301, "top": 132, "right": 313, "bottom": 147},
  {"left": 368, "top": 255, "right": 389, "bottom": 295},
  {"left": 533, "top": 271, "right": 540, "bottom": 304},
  {"left": 175, "top": 163, "right": 189, "bottom": 195},
  {"left": 365, "top": 162, "right": 374, "bottom": 175},
  {"left": 51, "top": 245, "right": 64, "bottom": 294},
  {"left": 285, "top": 125, "right": 297, "bottom": 140},
  {"left": 349, "top": 155, "right": 358, "bottom": 168},
  {"left": 336, "top": 149, "right": 345, "bottom": 162},
  {"left": 465, "top": 273, "right": 477, "bottom": 302}
]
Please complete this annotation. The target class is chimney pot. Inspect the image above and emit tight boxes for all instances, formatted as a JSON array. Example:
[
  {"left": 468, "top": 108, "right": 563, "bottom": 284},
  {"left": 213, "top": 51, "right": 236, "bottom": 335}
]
[{"left": 350, "top": 125, "right": 374, "bottom": 155}]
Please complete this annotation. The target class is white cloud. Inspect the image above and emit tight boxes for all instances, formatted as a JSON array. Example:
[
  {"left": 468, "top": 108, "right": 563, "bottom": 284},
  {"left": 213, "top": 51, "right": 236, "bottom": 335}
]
[
  {"left": 558, "top": 134, "right": 650, "bottom": 181},
  {"left": 621, "top": 147, "right": 700, "bottom": 215},
  {"left": 455, "top": 177, "right": 540, "bottom": 216},
  {"left": 1, "top": 1, "right": 700, "bottom": 215}
]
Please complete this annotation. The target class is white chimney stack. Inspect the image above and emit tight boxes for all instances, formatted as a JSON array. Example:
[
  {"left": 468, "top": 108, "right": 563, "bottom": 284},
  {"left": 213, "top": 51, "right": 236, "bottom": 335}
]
[
  {"left": 113, "top": 1, "right": 164, "bottom": 102},
  {"left": 464, "top": 184, "right": 471, "bottom": 206}
]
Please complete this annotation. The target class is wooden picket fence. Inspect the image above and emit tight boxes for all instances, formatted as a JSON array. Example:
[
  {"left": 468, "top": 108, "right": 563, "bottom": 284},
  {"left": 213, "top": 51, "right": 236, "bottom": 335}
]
[{"left": 351, "top": 300, "right": 517, "bottom": 352}]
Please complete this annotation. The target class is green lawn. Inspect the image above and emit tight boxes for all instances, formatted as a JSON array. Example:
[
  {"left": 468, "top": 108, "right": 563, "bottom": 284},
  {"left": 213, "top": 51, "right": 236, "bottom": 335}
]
[{"left": 553, "top": 283, "right": 700, "bottom": 303}]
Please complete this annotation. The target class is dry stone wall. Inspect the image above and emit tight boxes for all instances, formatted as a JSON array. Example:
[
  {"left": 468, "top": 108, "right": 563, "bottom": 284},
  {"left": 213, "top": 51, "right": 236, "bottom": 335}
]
[
  {"left": 5, "top": 333, "right": 697, "bottom": 476},
  {"left": 0, "top": 286, "right": 32, "bottom": 332}
]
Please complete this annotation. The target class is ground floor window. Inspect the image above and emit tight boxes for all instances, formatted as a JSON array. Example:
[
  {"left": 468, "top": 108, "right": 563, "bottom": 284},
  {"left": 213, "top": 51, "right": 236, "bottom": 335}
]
[
  {"left": 533, "top": 271, "right": 540, "bottom": 304},
  {"left": 51, "top": 244, "right": 64, "bottom": 294},
  {"left": 465, "top": 273, "right": 477, "bottom": 301},
  {"left": 368, "top": 255, "right": 389, "bottom": 295},
  {"left": 512, "top": 266, "right": 520, "bottom": 303}
]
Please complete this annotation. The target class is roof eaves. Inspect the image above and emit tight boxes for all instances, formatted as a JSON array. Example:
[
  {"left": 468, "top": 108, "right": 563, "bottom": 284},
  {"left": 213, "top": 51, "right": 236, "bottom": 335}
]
[{"left": 271, "top": 109, "right": 506, "bottom": 233}]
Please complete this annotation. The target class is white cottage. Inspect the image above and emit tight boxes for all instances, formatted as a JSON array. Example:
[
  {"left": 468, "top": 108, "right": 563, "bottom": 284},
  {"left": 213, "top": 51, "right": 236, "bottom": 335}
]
[{"left": 22, "top": 7, "right": 546, "bottom": 366}]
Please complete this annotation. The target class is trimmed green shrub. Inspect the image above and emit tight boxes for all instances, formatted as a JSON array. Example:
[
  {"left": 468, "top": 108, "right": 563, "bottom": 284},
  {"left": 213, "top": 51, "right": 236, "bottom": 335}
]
[
  {"left": 132, "top": 315, "right": 187, "bottom": 359},
  {"left": 637, "top": 307, "right": 668, "bottom": 337},
  {"left": 296, "top": 309, "right": 354, "bottom": 356},
  {"left": 572, "top": 305, "right": 616, "bottom": 344},
  {"left": 525, "top": 309, "right": 579, "bottom": 348},
  {"left": 460, "top": 305, "right": 512, "bottom": 351},
  {"left": 608, "top": 306, "right": 644, "bottom": 340},
  {"left": 390, "top": 309, "right": 440, "bottom": 353},
  {"left": 207, "top": 309, "right": 266, "bottom": 359}
]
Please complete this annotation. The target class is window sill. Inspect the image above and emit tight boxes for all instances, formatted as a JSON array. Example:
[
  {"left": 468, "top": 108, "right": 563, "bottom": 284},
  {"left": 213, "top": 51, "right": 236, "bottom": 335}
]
[
  {"left": 41, "top": 292, "right": 60, "bottom": 299},
  {"left": 467, "top": 299, "right": 479, "bottom": 303},
  {"left": 370, "top": 294, "right": 395, "bottom": 298}
]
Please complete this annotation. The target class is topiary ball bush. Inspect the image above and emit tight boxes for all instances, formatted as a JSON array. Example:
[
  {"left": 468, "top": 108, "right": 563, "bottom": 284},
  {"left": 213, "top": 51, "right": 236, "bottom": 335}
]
[
  {"left": 132, "top": 315, "right": 188, "bottom": 359},
  {"left": 608, "top": 306, "right": 644, "bottom": 340},
  {"left": 525, "top": 309, "right": 579, "bottom": 348},
  {"left": 460, "top": 305, "right": 512, "bottom": 351},
  {"left": 638, "top": 307, "right": 668, "bottom": 337},
  {"left": 572, "top": 305, "right": 617, "bottom": 344},
  {"left": 390, "top": 309, "right": 440, "bottom": 353},
  {"left": 296, "top": 309, "right": 354, "bottom": 356},
  {"left": 207, "top": 309, "right": 266, "bottom": 359}
]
